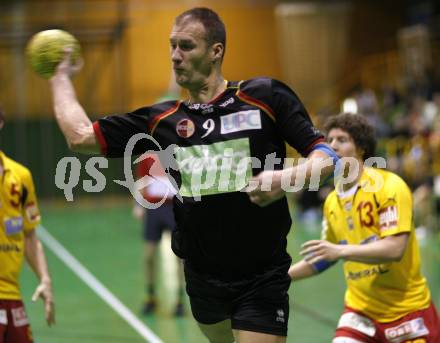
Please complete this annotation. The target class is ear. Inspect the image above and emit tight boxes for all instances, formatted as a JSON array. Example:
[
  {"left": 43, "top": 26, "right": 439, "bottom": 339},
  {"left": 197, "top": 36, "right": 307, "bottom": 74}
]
[{"left": 211, "top": 43, "right": 224, "bottom": 62}]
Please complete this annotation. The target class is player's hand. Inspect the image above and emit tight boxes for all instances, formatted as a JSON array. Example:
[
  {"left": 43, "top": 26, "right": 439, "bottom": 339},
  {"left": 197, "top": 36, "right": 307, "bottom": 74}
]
[
  {"left": 244, "top": 170, "right": 285, "bottom": 207},
  {"left": 300, "top": 240, "right": 342, "bottom": 264},
  {"left": 132, "top": 204, "right": 144, "bottom": 220},
  {"left": 32, "top": 280, "right": 55, "bottom": 326},
  {"left": 53, "top": 47, "right": 83, "bottom": 78}
]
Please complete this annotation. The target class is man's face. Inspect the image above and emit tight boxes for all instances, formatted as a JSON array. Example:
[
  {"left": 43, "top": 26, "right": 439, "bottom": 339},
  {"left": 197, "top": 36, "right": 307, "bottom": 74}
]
[
  {"left": 327, "top": 128, "right": 363, "bottom": 160},
  {"left": 169, "top": 20, "right": 214, "bottom": 89}
]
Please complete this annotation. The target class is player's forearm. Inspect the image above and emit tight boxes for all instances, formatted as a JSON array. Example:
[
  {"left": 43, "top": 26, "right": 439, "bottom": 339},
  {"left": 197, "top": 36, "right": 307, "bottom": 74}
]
[
  {"left": 49, "top": 74, "right": 99, "bottom": 154},
  {"left": 288, "top": 260, "right": 317, "bottom": 280},
  {"left": 286, "top": 150, "right": 335, "bottom": 189},
  {"left": 339, "top": 237, "right": 406, "bottom": 264},
  {"left": 25, "top": 233, "right": 52, "bottom": 285}
]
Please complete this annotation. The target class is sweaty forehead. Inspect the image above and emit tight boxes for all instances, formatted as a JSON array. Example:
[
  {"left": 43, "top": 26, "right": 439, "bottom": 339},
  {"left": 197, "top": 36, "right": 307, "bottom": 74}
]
[{"left": 170, "top": 20, "right": 206, "bottom": 41}]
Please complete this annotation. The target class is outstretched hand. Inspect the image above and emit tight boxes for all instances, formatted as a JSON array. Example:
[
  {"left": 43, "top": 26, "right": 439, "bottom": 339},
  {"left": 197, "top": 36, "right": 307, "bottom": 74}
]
[
  {"left": 32, "top": 281, "right": 55, "bottom": 326},
  {"left": 300, "top": 240, "right": 342, "bottom": 264}
]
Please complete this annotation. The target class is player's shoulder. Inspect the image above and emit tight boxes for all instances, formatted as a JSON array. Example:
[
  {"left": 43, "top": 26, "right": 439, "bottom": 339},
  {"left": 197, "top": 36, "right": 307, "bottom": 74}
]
[
  {"left": 324, "top": 189, "right": 338, "bottom": 209},
  {"left": 239, "top": 77, "right": 291, "bottom": 94},
  {"left": 369, "top": 167, "right": 409, "bottom": 189},
  {"left": 135, "top": 100, "right": 181, "bottom": 117},
  {"left": 2, "top": 153, "right": 32, "bottom": 180}
]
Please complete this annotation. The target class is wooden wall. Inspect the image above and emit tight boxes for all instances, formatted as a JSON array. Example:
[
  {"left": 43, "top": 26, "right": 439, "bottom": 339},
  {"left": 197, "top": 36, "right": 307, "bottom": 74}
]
[{"left": 0, "top": 0, "right": 282, "bottom": 118}]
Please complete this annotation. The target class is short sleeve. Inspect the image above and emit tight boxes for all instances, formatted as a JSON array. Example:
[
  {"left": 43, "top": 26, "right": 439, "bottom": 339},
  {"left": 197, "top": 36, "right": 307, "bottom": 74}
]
[
  {"left": 377, "top": 175, "right": 413, "bottom": 238},
  {"left": 271, "top": 79, "right": 324, "bottom": 155},
  {"left": 321, "top": 197, "right": 338, "bottom": 244},
  {"left": 93, "top": 107, "right": 156, "bottom": 158},
  {"left": 21, "top": 169, "right": 41, "bottom": 233}
]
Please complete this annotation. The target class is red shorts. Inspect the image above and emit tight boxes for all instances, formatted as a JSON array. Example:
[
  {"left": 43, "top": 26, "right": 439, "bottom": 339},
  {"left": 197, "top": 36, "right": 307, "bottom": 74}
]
[
  {"left": 0, "top": 300, "right": 33, "bottom": 343},
  {"left": 333, "top": 302, "right": 440, "bottom": 343}
]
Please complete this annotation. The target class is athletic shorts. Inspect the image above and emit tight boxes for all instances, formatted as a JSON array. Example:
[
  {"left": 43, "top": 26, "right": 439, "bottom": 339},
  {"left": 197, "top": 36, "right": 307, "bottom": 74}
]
[
  {"left": 0, "top": 300, "right": 33, "bottom": 343},
  {"left": 333, "top": 302, "right": 440, "bottom": 343},
  {"left": 143, "top": 202, "right": 175, "bottom": 242},
  {"left": 184, "top": 260, "right": 291, "bottom": 337}
]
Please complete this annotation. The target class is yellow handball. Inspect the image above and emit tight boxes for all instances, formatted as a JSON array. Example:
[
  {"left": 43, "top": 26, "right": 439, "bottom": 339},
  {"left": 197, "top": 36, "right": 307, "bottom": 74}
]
[{"left": 26, "top": 29, "right": 81, "bottom": 79}]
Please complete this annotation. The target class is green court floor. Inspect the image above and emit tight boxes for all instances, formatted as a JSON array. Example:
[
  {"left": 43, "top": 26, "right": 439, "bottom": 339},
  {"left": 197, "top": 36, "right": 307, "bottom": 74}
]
[{"left": 19, "top": 200, "right": 439, "bottom": 343}]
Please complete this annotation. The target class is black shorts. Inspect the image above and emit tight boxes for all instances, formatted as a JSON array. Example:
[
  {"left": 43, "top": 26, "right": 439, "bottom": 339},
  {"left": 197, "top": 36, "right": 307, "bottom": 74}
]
[
  {"left": 143, "top": 202, "right": 175, "bottom": 242},
  {"left": 184, "top": 260, "right": 291, "bottom": 336}
]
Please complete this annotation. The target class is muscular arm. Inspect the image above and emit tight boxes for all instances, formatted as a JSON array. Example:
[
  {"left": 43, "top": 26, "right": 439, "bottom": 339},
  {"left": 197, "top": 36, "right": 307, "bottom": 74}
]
[
  {"left": 288, "top": 260, "right": 318, "bottom": 281},
  {"left": 246, "top": 148, "right": 335, "bottom": 206},
  {"left": 49, "top": 56, "right": 100, "bottom": 154},
  {"left": 301, "top": 233, "right": 409, "bottom": 265},
  {"left": 25, "top": 230, "right": 55, "bottom": 326}
]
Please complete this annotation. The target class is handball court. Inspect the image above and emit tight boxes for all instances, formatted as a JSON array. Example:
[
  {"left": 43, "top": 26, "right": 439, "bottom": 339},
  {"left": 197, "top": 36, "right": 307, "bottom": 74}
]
[{"left": 19, "top": 200, "right": 440, "bottom": 343}]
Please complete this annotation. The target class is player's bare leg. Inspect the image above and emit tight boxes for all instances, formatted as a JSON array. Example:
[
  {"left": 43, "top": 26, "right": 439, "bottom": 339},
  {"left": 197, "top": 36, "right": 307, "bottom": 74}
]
[
  {"left": 197, "top": 319, "right": 234, "bottom": 343},
  {"left": 142, "top": 241, "right": 159, "bottom": 314},
  {"left": 233, "top": 330, "right": 286, "bottom": 343},
  {"left": 174, "top": 258, "right": 185, "bottom": 316}
]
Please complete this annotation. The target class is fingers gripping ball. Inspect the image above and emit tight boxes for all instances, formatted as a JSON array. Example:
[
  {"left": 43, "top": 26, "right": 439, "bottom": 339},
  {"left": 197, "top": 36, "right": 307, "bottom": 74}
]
[{"left": 26, "top": 29, "right": 81, "bottom": 79}]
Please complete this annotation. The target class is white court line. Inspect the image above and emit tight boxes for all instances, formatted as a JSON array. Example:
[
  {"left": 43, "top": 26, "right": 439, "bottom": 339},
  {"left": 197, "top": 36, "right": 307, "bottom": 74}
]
[{"left": 37, "top": 225, "right": 164, "bottom": 343}]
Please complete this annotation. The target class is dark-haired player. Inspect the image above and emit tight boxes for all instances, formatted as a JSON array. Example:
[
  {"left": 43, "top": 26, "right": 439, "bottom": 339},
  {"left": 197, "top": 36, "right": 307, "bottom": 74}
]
[
  {"left": 48, "top": 7, "right": 336, "bottom": 342},
  {"left": 289, "top": 113, "right": 440, "bottom": 343}
]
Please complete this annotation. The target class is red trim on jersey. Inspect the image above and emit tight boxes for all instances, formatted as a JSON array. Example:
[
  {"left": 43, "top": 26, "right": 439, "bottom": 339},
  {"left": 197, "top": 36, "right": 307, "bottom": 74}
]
[
  {"left": 303, "top": 137, "right": 325, "bottom": 156},
  {"left": 236, "top": 89, "right": 276, "bottom": 122},
  {"left": 208, "top": 82, "right": 230, "bottom": 104},
  {"left": 92, "top": 121, "right": 108, "bottom": 155},
  {"left": 149, "top": 101, "right": 181, "bottom": 135}
]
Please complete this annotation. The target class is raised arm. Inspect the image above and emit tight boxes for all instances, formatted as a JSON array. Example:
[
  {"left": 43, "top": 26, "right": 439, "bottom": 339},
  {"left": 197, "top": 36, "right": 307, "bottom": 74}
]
[{"left": 49, "top": 51, "right": 100, "bottom": 154}]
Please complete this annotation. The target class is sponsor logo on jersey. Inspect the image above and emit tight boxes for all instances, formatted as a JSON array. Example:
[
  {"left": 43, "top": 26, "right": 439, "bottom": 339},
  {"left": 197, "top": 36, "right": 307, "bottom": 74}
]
[
  {"left": 188, "top": 103, "right": 214, "bottom": 114},
  {"left": 0, "top": 243, "right": 20, "bottom": 252},
  {"left": 25, "top": 202, "right": 40, "bottom": 223},
  {"left": 176, "top": 119, "right": 195, "bottom": 138},
  {"left": 346, "top": 265, "right": 389, "bottom": 280},
  {"left": 337, "top": 312, "right": 376, "bottom": 337},
  {"left": 220, "top": 110, "right": 261, "bottom": 134},
  {"left": 384, "top": 318, "right": 429, "bottom": 343},
  {"left": 174, "top": 138, "right": 252, "bottom": 197},
  {"left": 379, "top": 206, "right": 398, "bottom": 232},
  {"left": 219, "top": 97, "right": 235, "bottom": 107},
  {"left": 12, "top": 307, "right": 29, "bottom": 327},
  {"left": 4, "top": 217, "right": 23, "bottom": 235}
]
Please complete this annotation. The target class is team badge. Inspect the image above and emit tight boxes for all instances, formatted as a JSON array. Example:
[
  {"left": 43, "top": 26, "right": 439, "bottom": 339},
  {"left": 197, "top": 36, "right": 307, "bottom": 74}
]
[{"left": 176, "top": 119, "right": 195, "bottom": 138}]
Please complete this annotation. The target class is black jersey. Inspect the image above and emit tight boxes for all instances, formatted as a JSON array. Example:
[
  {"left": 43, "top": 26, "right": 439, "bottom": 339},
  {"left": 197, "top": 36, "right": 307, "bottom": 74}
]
[{"left": 93, "top": 77, "right": 324, "bottom": 280}]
